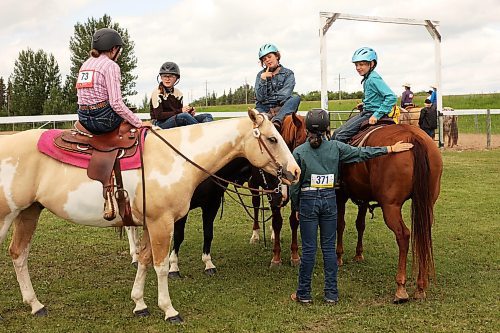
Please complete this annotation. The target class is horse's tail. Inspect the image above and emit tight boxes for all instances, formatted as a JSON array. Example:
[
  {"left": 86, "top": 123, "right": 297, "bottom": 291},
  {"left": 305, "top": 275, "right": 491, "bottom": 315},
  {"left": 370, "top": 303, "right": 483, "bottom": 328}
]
[{"left": 410, "top": 136, "right": 435, "bottom": 286}]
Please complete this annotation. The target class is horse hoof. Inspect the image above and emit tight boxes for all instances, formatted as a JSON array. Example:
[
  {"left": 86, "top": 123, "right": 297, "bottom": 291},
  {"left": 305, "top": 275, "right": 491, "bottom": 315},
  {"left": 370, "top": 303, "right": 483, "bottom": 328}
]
[
  {"left": 204, "top": 268, "right": 217, "bottom": 276},
  {"left": 353, "top": 254, "right": 364, "bottom": 262},
  {"left": 34, "top": 307, "right": 48, "bottom": 317},
  {"left": 337, "top": 258, "right": 344, "bottom": 266},
  {"left": 249, "top": 237, "right": 259, "bottom": 244},
  {"left": 269, "top": 260, "right": 282, "bottom": 268},
  {"left": 393, "top": 296, "right": 409, "bottom": 304},
  {"left": 414, "top": 290, "right": 427, "bottom": 300},
  {"left": 134, "top": 308, "right": 150, "bottom": 317},
  {"left": 290, "top": 258, "right": 301, "bottom": 267},
  {"left": 168, "top": 271, "right": 182, "bottom": 279},
  {"left": 132, "top": 261, "right": 138, "bottom": 269},
  {"left": 166, "top": 314, "right": 183, "bottom": 324}
]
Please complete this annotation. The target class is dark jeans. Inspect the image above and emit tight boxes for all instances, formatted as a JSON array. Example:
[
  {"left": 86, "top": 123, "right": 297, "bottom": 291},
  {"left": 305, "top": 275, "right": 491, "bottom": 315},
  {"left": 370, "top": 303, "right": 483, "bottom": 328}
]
[
  {"left": 331, "top": 111, "right": 373, "bottom": 143},
  {"left": 296, "top": 188, "right": 338, "bottom": 302},
  {"left": 78, "top": 105, "right": 123, "bottom": 134},
  {"left": 255, "top": 95, "right": 301, "bottom": 125},
  {"left": 155, "top": 113, "right": 213, "bottom": 129},
  {"left": 422, "top": 128, "right": 435, "bottom": 138}
]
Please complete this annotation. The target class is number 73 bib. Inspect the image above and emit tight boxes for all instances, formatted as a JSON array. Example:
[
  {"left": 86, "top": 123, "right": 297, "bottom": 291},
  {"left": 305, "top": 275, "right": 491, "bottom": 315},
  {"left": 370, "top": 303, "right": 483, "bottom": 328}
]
[
  {"left": 310, "top": 174, "right": 335, "bottom": 188},
  {"left": 76, "top": 70, "right": 95, "bottom": 89}
]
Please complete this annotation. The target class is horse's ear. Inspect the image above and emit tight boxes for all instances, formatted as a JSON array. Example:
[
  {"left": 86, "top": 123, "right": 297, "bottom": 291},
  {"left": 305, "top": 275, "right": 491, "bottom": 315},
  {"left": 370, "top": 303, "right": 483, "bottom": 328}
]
[
  {"left": 292, "top": 112, "right": 303, "bottom": 128},
  {"left": 248, "top": 108, "right": 262, "bottom": 126}
]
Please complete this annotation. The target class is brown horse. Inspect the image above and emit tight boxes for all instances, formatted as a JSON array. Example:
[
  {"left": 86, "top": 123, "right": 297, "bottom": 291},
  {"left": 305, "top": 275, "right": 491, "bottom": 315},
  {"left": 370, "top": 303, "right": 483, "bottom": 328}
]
[
  {"left": 336, "top": 124, "right": 442, "bottom": 302},
  {"left": 249, "top": 112, "right": 307, "bottom": 266},
  {"left": 399, "top": 106, "right": 421, "bottom": 126}
]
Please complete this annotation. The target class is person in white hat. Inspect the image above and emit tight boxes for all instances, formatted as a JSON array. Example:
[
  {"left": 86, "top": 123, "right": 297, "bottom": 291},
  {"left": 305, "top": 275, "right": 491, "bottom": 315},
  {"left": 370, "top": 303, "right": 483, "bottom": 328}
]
[{"left": 401, "top": 83, "right": 414, "bottom": 108}]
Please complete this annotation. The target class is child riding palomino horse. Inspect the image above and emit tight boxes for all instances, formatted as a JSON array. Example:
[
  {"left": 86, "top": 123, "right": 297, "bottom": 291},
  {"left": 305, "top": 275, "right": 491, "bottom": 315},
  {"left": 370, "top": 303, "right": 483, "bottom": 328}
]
[{"left": 0, "top": 109, "right": 300, "bottom": 323}]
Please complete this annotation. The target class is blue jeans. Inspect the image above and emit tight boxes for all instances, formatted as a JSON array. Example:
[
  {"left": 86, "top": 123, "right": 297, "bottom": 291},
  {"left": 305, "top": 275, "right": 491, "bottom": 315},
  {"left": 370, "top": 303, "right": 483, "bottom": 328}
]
[
  {"left": 155, "top": 113, "right": 213, "bottom": 129},
  {"left": 296, "top": 188, "right": 338, "bottom": 302},
  {"left": 423, "top": 128, "right": 435, "bottom": 138},
  {"left": 78, "top": 104, "right": 123, "bottom": 134},
  {"left": 332, "top": 111, "right": 373, "bottom": 143},
  {"left": 255, "top": 95, "right": 301, "bottom": 125}
]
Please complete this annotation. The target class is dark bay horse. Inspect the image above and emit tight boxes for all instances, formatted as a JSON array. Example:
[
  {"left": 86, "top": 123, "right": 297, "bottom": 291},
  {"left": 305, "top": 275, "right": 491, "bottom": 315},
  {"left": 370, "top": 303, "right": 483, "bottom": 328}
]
[
  {"left": 128, "top": 113, "right": 307, "bottom": 276},
  {"left": 336, "top": 124, "right": 442, "bottom": 303},
  {"left": 249, "top": 112, "right": 307, "bottom": 266}
]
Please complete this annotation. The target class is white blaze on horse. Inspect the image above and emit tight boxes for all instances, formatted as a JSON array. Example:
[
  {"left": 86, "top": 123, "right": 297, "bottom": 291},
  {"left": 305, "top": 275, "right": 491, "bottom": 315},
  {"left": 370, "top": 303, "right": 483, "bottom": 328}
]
[{"left": 0, "top": 109, "right": 300, "bottom": 323}]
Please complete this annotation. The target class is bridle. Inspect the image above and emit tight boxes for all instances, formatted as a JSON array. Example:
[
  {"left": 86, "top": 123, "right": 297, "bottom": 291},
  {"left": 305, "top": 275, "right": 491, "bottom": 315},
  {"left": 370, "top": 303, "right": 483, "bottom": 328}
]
[{"left": 148, "top": 114, "right": 286, "bottom": 195}]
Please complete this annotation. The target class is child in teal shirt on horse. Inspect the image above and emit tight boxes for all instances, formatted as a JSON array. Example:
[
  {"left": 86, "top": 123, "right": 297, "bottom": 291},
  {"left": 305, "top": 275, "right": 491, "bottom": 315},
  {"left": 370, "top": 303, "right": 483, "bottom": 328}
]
[{"left": 332, "top": 47, "right": 397, "bottom": 143}]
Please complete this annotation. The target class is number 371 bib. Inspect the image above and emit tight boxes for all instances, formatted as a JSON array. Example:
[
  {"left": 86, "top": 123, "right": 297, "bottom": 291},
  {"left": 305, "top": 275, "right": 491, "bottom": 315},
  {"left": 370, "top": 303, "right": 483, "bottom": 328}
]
[{"left": 310, "top": 174, "right": 335, "bottom": 188}]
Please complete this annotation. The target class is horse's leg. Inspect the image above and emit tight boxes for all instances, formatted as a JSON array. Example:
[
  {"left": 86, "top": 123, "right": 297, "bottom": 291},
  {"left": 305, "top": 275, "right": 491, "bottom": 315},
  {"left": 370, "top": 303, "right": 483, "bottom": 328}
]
[
  {"left": 289, "top": 209, "right": 300, "bottom": 266},
  {"left": 125, "top": 226, "right": 140, "bottom": 268},
  {"left": 131, "top": 228, "right": 152, "bottom": 317},
  {"left": 201, "top": 203, "right": 219, "bottom": 276},
  {"left": 8, "top": 203, "right": 46, "bottom": 316},
  {"left": 335, "top": 194, "right": 348, "bottom": 266},
  {"left": 381, "top": 204, "right": 411, "bottom": 303},
  {"left": 354, "top": 204, "right": 369, "bottom": 262},
  {"left": 249, "top": 190, "right": 261, "bottom": 244},
  {"left": 132, "top": 220, "right": 182, "bottom": 322},
  {"left": 168, "top": 216, "right": 186, "bottom": 279},
  {"left": 270, "top": 206, "right": 282, "bottom": 267}
]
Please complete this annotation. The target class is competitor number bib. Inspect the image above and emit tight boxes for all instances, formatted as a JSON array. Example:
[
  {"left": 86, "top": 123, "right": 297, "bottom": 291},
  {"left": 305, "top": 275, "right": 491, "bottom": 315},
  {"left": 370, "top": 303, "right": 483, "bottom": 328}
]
[
  {"left": 310, "top": 174, "right": 334, "bottom": 188},
  {"left": 76, "top": 70, "right": 95, "bottom": 89}
]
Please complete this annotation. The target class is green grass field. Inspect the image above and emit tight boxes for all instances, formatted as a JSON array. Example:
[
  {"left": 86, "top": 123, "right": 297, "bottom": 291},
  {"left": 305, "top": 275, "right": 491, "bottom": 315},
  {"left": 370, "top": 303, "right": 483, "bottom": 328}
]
[{"left": 0, "top": 149, "right": 499, "bottom": 332}]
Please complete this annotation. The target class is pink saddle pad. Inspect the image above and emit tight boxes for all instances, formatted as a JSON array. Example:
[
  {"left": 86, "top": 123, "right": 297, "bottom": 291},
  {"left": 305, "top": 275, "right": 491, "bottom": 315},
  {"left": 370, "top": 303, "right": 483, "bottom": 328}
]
[{"left": 37, "top": 129, "right": 145, "bottom": 170}]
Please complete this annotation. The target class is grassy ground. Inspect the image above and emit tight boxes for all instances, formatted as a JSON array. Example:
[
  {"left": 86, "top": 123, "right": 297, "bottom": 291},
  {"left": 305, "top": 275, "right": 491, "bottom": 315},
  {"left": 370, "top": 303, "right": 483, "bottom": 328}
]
[{"left": 0, "top": 149, "right": 499, "bottom": 332}]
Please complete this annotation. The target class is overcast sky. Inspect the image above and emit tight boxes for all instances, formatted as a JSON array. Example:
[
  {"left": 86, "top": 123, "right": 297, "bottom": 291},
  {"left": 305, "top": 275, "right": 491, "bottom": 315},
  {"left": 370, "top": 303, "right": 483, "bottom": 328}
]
[{"left": 1, "top": 0, "right": 499, "bottom": 106}]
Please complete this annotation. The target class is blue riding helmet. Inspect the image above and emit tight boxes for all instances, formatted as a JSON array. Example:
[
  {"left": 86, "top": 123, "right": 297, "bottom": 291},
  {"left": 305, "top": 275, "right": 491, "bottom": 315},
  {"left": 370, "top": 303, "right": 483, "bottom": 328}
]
[
  {"left": 352, "top": 47, "right": 378, "bottom": 63},
  {"left": 258, "top": 43, "right": 279, "bottom": 59}
]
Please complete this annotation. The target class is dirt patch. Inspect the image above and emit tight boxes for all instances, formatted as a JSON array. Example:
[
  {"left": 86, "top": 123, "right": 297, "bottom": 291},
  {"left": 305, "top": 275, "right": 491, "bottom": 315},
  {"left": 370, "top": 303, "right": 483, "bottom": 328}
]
[{"left": 442, "top": 133, "right": 500, "bottom": 150}]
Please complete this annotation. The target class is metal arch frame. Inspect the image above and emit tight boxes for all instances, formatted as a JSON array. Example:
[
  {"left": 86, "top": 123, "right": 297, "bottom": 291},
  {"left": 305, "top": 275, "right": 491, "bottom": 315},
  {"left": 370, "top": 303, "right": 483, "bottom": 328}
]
[{"left": 319, "top": 12, "right": 444, "bottom": 146}]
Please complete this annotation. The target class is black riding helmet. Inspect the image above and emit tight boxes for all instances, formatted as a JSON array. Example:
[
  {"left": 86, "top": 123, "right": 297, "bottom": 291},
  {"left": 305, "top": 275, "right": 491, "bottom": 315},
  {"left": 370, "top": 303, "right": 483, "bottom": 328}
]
[
  {"left": 159, "top": 62, "right": 180, "bottom": 78},
  {"left": 92, "top": 28, "right": 123, "bottom": 51},
  {"left": 305, "top": 109, "right": 330, "bottom": 133}
]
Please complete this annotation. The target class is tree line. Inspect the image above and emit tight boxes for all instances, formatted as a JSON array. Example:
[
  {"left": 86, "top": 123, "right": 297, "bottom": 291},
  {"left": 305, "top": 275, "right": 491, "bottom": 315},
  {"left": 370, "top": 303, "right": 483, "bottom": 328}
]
[
  {"left": 0, "top": 13, "right": 368, "bottom": 117},
  {"left": 0, "top": 14, "right": 136, "bottom": 117}
]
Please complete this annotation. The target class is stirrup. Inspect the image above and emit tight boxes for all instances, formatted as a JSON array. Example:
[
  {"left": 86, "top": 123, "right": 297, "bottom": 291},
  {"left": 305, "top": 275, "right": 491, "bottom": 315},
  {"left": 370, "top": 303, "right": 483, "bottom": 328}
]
[{"left": 103, "top": 188, "right": 116, "bottom": 221}]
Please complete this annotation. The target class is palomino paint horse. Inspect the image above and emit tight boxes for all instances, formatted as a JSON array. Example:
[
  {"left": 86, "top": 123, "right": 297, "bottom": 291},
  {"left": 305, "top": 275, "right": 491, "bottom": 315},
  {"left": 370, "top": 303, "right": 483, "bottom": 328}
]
[
  {"left": 336, "top": 124, "right": 442, "bottom": 302},
  {"left": 248, "top": 112, "right": 307, "bottom": 266},
  {"left": 126, "top": 157, "right": 252, "bottom": 277},
  {"left": 0, "top": 109, "right": 300, "bottom": 322}
]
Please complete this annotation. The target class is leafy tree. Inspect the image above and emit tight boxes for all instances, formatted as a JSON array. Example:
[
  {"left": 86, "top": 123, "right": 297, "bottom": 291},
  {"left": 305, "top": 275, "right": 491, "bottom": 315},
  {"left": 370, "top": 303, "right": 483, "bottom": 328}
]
[
  {"left": 65, "top": 14, "right": 138, "bottom": 109},
  {"left": 10, "top": 48, "right": 61, "bottom": 116},
  {"left": 43, "top": 86, "right": 72, "bottom": 115}
]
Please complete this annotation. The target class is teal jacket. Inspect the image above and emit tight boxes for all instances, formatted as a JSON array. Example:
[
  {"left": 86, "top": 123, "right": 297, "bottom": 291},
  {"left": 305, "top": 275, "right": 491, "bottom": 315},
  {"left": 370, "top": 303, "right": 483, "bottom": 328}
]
[
  {"left": 362, "top": 71, "right": 397, "bottom": 119},
  {"left": 290, "top": 139, "right": 388, "bottom": 210}
]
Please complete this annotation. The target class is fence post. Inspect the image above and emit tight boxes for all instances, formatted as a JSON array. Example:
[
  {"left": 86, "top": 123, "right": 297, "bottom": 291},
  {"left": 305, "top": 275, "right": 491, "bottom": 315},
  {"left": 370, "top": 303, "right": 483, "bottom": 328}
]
[{"left": 486, "top": 109, "right": 491, "bottom": 149}]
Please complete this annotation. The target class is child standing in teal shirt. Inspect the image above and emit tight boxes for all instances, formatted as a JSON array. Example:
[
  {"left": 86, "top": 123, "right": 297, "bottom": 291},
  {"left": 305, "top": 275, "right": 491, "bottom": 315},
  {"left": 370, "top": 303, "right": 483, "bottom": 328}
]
[{"left": 332, "top": 47, "right": 397, "bottom": 143}]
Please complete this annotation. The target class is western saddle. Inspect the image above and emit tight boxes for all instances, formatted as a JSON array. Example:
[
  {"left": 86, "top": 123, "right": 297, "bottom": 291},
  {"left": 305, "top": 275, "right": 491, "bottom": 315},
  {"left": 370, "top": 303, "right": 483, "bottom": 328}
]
[{"left": 54, "top": 122, "right": 142, "bottom": 226}]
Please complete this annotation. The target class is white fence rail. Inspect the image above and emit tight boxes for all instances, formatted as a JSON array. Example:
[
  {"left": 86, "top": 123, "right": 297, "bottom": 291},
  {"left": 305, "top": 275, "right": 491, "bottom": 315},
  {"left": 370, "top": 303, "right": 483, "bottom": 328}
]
[{"left": 0, "top": 109, "right": 497, "bottom": 148}]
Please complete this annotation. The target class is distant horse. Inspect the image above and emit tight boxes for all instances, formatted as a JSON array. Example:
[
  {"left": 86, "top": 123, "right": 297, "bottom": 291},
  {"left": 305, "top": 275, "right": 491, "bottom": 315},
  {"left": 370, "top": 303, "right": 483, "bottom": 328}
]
[
  {"left": 126, "top": 157, "right": 252, "bottom": 277},
  {"left": 0, "top": 109, "right": 300, "bottom": 322},
  {"left": 399, "top": 106, "right": 421, "bottom": 126},
  {"left": 248, "top": 112, "right": 307, "bottom": 266},
  {"left": 442, "top": 107, "right": 458, "bottom": 147},
  {"left": 336, "top": 124, "right": 442, "bottom": 303}
]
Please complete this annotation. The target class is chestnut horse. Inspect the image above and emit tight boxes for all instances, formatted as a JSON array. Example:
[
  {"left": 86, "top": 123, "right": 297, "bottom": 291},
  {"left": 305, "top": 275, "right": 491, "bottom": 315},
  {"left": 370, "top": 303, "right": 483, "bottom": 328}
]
[
  {"left": 0, "top": 109, "right": 300, "bottom": 322},
  {"left": 336, "top": 124, "right": 442, "bottom": 302},
  {"left": 248, "top": 112, "right": 307, "bottom": 266}
]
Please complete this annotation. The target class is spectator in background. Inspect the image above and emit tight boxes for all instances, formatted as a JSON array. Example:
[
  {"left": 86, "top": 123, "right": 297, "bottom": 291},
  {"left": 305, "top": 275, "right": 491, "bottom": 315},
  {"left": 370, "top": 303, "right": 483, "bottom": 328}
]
[
  {"left": 401, "top": 83, "right": 414, "bottom": 108},
  {"left": 429, "top": 85, "right": 437, "bottom": 107},
  {"left": 418, "top": 98, "right": 437, "bottom": 138}
]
